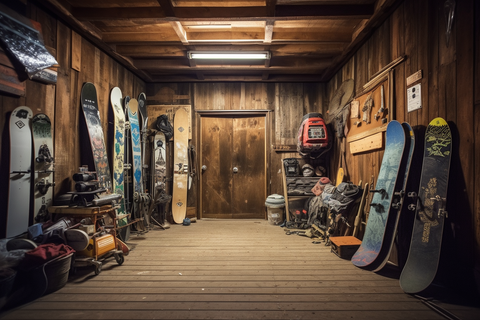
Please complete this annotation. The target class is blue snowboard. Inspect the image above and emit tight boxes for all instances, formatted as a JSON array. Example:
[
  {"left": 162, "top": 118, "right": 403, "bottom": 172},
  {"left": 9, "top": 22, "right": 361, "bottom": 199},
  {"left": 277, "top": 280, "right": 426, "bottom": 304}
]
[{"left": 351, "top": 121, "right": 408, "bottom": 269}]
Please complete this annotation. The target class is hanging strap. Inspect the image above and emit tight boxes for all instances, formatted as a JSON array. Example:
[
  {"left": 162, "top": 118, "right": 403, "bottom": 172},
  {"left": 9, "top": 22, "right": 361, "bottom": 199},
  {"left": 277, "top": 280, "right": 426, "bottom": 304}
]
[{"left": 188, "top": 144, "right": 197, "bottom": 181}]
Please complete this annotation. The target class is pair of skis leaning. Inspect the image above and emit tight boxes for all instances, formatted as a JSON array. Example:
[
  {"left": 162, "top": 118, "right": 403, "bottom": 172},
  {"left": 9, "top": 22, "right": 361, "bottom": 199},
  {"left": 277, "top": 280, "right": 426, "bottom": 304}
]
[{"left": 351, "top": 118, "right": 452, "bottom": 294}]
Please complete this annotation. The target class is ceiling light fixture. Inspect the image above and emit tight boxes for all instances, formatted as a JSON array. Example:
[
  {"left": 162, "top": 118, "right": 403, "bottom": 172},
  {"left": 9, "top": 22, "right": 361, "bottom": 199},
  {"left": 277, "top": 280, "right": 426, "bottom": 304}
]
[{"left": 188, "top": 51, "right": 271, "bottom": 60}]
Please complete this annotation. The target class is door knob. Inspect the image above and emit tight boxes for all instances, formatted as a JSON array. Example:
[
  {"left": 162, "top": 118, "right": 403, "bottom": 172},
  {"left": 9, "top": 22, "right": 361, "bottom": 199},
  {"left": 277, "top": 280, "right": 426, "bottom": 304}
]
[
  {"left": 201, "top": 165, "right": 207, "bottom": 171},
  {"left": 233, "top": 167, "right": 238, "bottom": 173}
]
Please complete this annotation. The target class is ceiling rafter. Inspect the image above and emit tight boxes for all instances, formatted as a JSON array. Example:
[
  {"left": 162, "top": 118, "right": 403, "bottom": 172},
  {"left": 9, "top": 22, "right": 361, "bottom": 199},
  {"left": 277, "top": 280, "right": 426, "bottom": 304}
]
[
  {"left": 156, "top": 0, "right": 175, "bottom": 17},
  {"left": 170, "top": 21, "right": 189, "bottom": 44},
  {"left": 264, "top": 20, "right": 274, "bottom": 44},
  {"left": 71, "top": 5, "right": 374, "bottom": 21},
  {"left": 133, "top": 58, "right": 332, "bottom": 71}
]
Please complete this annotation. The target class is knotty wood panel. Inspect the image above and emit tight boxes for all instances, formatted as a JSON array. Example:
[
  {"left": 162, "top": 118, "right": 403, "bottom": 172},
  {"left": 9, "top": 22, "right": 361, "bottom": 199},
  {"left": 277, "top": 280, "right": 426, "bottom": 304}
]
[
  {"left": 2, "top": 220, "right": 454, "bottom": 319},
  {"left": 274, "top": 83, "right": 303, "bottom": 146}
]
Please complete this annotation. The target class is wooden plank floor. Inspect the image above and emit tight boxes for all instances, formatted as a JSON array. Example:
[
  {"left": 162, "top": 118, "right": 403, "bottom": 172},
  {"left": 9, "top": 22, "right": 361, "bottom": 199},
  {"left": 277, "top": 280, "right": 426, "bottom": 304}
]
[{"left": 1, "top": 219, "right": 475, "bottom": 319}]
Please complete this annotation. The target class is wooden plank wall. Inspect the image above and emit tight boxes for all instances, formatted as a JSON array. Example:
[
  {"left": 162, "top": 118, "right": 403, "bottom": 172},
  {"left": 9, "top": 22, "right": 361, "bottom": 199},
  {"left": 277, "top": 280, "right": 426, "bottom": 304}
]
[
  {"left": 0, "top": 1, "right": 146, "bottom": 211},
  {"left": 326, "top": 0, "right": 479, "bottom": 292}
]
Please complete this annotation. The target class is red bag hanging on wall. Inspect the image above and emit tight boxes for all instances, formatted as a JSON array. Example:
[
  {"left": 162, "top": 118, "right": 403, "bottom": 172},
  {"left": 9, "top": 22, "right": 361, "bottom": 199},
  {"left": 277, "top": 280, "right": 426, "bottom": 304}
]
[{"left": 297, "top": 113, "right": 330, "bottom": 158}]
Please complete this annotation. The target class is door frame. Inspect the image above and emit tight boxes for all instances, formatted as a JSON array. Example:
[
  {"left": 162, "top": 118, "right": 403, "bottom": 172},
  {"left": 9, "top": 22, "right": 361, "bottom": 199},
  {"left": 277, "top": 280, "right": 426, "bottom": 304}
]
[{"left": 196, "top": 110, "right": 271, "bottom": 219}]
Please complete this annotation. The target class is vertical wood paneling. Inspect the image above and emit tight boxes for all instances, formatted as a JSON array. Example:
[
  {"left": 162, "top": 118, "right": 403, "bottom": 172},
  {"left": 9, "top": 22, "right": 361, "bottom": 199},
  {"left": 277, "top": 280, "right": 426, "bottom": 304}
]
[
  {"left": 275, "top": 83, "right": 303, "bottom": 145},
  {"left": 404, "top": 0, "right": 418, "bottom": 127},
  {"left": 53, "top": 21, "right": 75, "bottom": 195},
  {"left": 354, "top": 45, "right": 369, "bottom": 94},
  {"left": 427, "top": 0, "right": 440, "bottom": 122},
  {"left": 390, "top": 4, "right": 405, "bottom": 123},
  {"left": 244, "top": 83, "right": 270, "bottom": 110},
  {"left": 454, "top": 0, "right": 475, "bottom": 273},
  {"left": 303, "top": 83, "right": 325, "bottom": 115},
  {"left": 475, "top": 0, "right": 480, "bottom": 264},
  {"left": 416, "top": 0, "right": 429, "bottom": 127}
]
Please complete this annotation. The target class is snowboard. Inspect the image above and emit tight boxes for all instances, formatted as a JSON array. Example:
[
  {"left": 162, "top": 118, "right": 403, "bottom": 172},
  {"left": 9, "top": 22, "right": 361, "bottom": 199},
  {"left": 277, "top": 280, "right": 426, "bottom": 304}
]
[
  {"left": 172, "top": 108, "right": 189, "bottom": 224},
  {"left": 400, "top": 117, "right": 452, "bottom": 293},
  {"left": 81, "top": 82, "right": 112, "bottom": 194},
  {"left": 110, "top": 87, "right": 130, "bottom": 241},
  {"left": 351, "top": 121, "right": 407, "bottom": 269},
  {"left": 126, "top": 98, "right": 145, "bottom": 231},
  {"left": 153, "top": 131, "right": 167, "bottom": 192},
  {"left": 151, "top": 131, "right": 167, "bottom": 224},
  {"left": 371, "top": 122, "right": 415, "bottom": 272},
  {"left": 5, "top": 106, "right": 33, "bottom": 238},
  {"left": 32, "top": 113, "right": 55, "bottom": 223},
  {"left": 124, "top": 96, "right": 132, "bottom": 213},
  {"left": 137, "top": 93, "right": 148, "bottom": 193}
]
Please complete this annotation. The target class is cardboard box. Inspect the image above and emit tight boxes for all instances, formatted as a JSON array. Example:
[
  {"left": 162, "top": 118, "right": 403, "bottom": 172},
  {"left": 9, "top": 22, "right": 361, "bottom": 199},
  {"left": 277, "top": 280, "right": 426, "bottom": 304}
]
[{"left": 330, "top": 236, "right": 362, "bottom": 259}]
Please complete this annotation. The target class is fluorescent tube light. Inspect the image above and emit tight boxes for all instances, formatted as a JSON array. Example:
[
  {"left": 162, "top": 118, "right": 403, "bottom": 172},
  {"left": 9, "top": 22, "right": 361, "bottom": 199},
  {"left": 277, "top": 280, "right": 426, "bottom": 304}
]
[{"left": 188, "top": 51, "right": 270, "bottom": 60}]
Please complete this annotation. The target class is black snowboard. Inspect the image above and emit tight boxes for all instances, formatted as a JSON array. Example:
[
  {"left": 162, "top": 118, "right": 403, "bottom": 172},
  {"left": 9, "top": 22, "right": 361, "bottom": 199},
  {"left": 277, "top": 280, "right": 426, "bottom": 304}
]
[
  {"left": 80, "top": 82, "right": 113, "bottom": 194},
  {"left": 399, "top": 117, "right": 452, "bottom": 293}
]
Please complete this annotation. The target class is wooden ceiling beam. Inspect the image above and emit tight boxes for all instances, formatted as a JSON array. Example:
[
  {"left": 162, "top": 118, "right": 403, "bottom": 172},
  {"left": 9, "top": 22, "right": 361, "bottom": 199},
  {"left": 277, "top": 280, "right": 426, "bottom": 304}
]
[
  {"left": 265, "top": 0, "right": 277, "bottom": 17},
  {"left": 102, "top": 32, "right": 180, "bottom": 42},
  {"left": 156, "top": 0, "right": 175, "bottom": 17},
  {"left": 71, "top": 5, "right": 374, "bottom": 21},
  {"left": 264, "top": 20, "right": 274, "bottom": 44},
  {"left": 275, "top": 4, "right": 374, "bottom": 18},
  {"left": 175, "top": 0, "right": 267, "bottom": 7},
  {"left": 273, "top": 31, "right": 352, "bottom": 42},
  {"left": 170, "top": 21, "right": 189, "bottom": 44},
  {"left": 134, "top": 58, "right": 331, "bottom": 71},
  {"left": 149, "top": 74, "right": 324, "bottom": 82},
  {"left": 114, "top": 43, "right": 346, "bottom": 58}
]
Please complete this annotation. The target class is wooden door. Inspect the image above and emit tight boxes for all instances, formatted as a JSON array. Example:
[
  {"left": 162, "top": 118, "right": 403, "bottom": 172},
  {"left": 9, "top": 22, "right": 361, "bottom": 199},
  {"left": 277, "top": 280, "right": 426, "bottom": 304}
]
[{"left": 201, "top": 115, "right": 266, "bottom": 219}]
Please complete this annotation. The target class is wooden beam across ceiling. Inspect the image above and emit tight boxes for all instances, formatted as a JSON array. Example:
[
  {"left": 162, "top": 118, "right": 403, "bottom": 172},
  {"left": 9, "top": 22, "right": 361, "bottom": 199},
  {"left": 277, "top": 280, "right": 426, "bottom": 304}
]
[
  {"left": 71, "top": 4, "right": 374, "bottom": 21},
  {"left": 133, "top": 58, "right": 332, "bottom": 72},
  {"left": 114, "top": 43, "right": 346, "bottom": 58}
]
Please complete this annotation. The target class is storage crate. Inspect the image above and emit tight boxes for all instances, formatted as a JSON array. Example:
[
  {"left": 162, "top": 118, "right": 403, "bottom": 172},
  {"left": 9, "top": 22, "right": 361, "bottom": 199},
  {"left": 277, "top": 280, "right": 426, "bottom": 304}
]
[{"left": 329, "top": 236, "right": 362, "bottom": 259}]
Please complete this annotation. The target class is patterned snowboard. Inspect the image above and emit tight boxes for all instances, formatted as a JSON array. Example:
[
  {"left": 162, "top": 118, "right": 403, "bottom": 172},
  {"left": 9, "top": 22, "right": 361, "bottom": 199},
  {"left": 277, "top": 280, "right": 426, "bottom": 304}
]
[
  {"left": 371, "top": 122, "right": 415, "bottom": 272},
  {"left": 110, "top": 87, "right": 130, "bottom": 241},
  {"left": 137, "top": 92, "right": 148, "bottom": 192},
  {"left": 32, "top": 113, "right": 55, "bottom": 223},
  {"left": 400, "top": 117, "right": 452, "bottom": 293},
  {"left": 351, "top": 121, "right": 406, "bottom": 269},
  {"left": 81, "top": 82, "right": 112, "bottom": 193},
  {"left": 152, "top": 131, "right": 167, "bottom": 223},
  {"left": 153, "top": 131, "right": 167, "bottom": 191},
  {"left": 5, "top": 106, "right": 33, "bottom": 238},
  {"left": 126, "top": 98, "right": 145, "bottom": 231},
  {"left": 172, "top": 108, "right": 189, "bottom": 224}
]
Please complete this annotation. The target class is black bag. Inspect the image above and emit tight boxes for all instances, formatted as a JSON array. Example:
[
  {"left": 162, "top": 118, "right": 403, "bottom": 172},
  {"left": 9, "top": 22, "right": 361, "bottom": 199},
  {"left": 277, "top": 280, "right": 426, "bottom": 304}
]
[
  {"left": 328, "top": 182, "right": 363, "bottom": 216},
  {"left": 156, "top": 114, "right": 174, "bottom": 140},
  {"left": 283, "top": 158, "right": 299, "bottom": 176}
]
